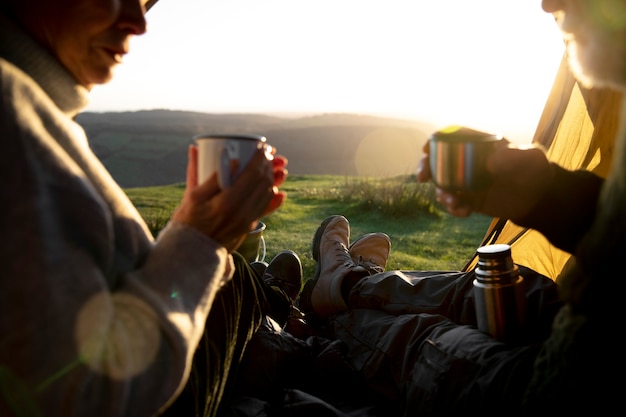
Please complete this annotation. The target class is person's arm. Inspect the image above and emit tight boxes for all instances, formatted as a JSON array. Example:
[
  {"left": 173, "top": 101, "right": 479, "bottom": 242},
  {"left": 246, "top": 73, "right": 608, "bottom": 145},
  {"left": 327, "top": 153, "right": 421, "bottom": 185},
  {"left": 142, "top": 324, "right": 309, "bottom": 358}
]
[
  {"left": 418, "top": 143, "right": 604, "bottom": 255},
  {"left": 0, "top": 132, "right": 232, "bottom": 416},
  {"left": 0, "top": 76, "right": 282, "bottom": 417},
  {"left": 513, "top": 164, "right": 604, "bottom": 254},
  {"left": 0, "top": 19, "right": 286, "bottom": 415}
]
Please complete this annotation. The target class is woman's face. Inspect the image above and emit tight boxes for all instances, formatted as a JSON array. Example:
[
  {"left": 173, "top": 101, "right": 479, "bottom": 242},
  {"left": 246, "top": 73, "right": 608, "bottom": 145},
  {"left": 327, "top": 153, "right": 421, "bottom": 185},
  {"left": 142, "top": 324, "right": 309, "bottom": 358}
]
[
  {"left": 17, "top": 0, "right": 148, "bottom": 89},
  {"left": 543, "top": 0, "right": 626, "bottom": 91}
]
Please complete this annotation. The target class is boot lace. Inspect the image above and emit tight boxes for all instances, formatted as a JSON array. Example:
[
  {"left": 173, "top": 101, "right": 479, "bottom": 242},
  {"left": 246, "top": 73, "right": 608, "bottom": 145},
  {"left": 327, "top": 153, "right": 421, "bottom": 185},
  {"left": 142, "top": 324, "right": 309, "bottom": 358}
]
[
  {"left": 264, "top": 274, "right": 301, "bottom": 297},
  {"left": 354, "top": 255, "right": 384, "bottom": 275},
  {"left": 332, "top": 241, "right": 355, "bottom": 270}
]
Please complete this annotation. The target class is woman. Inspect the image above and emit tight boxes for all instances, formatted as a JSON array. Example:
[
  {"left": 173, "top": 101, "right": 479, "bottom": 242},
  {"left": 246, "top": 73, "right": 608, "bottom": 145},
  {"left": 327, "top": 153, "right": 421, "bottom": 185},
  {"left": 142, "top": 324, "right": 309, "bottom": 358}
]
[{"left": 0, "top": 1, "right": 288, "bottom": 416}]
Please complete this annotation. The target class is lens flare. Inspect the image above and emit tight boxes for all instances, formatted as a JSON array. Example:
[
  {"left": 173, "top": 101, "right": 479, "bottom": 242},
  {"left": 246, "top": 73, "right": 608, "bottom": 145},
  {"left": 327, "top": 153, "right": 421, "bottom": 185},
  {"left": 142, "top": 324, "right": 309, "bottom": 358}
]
[{"left": 588, "top": 0, "right": 626, "bottom": 30}]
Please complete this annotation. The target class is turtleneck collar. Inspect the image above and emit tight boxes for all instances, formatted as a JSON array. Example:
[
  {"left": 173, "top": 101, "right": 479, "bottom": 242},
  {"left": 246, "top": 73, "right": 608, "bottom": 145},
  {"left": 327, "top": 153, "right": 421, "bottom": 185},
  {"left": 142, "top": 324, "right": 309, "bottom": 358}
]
[{"left": 0, "top": 12, "right": 90, "bottom": 118}]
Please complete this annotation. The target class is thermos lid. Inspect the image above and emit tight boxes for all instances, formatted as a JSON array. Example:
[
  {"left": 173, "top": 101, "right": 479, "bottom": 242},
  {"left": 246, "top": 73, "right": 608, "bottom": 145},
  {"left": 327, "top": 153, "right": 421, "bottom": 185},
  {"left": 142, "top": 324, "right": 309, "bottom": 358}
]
[
  {"left": 475, "top": 244, "right": 519, "bottom": 283},
  {"left": 476, "top": 243, "right": 511, "bottom": 258}
]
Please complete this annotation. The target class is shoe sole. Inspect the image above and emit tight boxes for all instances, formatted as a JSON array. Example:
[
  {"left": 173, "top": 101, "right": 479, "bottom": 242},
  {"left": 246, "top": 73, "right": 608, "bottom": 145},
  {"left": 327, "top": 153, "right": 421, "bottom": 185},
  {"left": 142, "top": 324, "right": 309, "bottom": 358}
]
[{"left": 298, "top": 215, "right": 345, "bottom": 315}]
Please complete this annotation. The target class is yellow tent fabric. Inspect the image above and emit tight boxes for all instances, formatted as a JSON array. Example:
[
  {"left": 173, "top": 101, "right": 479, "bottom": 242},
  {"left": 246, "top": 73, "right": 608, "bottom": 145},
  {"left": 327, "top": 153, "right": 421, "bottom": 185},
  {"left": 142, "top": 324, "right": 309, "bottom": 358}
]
[
  {"left": 146, "top": 0, "right": 159, "bottom": 12},
  {"left": 463, "top": 53, "right": 623, "bottom": 281}
]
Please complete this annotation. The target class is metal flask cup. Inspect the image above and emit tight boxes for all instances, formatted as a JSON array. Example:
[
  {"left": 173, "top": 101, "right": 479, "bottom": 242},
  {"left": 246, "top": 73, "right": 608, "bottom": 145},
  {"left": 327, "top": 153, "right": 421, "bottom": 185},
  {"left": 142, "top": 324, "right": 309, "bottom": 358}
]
[
  {"left": 429, "top": 125, "right": 502, "bottom": 192},
  {"left": 473, "top": 244, "right": 526, "bottom": 343}
]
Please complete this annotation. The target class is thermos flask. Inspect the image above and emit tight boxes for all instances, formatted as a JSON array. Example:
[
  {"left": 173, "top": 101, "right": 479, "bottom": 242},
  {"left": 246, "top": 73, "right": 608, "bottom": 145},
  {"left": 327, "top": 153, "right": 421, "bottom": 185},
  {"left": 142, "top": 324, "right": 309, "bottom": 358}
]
[{"left": 473, "top": 244, "right": 526, "bottom": 343}]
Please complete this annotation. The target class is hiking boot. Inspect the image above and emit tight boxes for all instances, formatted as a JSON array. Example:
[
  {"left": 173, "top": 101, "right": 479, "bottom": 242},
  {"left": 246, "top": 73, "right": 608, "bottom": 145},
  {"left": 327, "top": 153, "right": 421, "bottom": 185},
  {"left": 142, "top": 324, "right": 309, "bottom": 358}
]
[
  {"left": 250, "top": 260, "right": 269, "bottom": 277},
  {"left": 349, "top": 232, "right": 391, "bottom": 275},
  {"left": 263, "top": 250, "right": 302, "bottom": 303},
  {"left": 300, "top": 215, "right": 368, "bottom": 318}
]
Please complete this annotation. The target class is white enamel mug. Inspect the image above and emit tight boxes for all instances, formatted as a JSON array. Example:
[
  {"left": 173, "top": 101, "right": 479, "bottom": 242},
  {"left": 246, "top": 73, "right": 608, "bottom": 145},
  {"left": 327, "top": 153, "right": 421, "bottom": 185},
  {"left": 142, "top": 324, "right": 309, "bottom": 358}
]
[{"left": 194, "top": 133, "right": 267, "bottom": 188}]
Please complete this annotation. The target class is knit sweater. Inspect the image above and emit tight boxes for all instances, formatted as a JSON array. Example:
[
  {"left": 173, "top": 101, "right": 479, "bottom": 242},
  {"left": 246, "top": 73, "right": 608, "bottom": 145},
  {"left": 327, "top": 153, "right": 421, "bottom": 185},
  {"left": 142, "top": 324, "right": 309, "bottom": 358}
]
[{"left": 0, "top": 13, "right": 233, "bottom": 417}]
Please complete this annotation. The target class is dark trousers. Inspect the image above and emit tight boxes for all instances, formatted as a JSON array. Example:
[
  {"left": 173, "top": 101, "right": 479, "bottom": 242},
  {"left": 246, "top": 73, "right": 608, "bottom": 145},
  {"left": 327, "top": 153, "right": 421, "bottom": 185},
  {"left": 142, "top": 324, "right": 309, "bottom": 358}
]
[
  {"left": 329, "top": 266, "right": 562, "bottom": 415},
  {"left": 162, "top": 252, "right": 289, "bottom": 417}
]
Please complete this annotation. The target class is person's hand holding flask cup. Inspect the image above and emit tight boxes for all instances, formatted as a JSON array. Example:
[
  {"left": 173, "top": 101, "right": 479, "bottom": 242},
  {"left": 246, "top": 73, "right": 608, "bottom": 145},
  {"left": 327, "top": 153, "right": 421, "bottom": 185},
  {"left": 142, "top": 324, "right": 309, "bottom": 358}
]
[
  {"left": 418, "top": 125, "right": 554, "bottom": 222},
  {"left": 172, "top": 133, "right": 288, "bottom": 254},
  {"left": 428, "top": 125, "right": 503, "bottom": 192}
]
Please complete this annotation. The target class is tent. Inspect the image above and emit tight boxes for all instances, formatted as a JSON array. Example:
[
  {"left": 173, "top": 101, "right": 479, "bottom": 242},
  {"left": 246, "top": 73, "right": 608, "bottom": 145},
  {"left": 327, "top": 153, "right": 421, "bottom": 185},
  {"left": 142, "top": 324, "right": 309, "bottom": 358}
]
[
  {"left": 146, "top": 0, "right": 159, "bottom": 12},
  {"left": 462, "top": 52, "right": 623, "bottom": 281}
]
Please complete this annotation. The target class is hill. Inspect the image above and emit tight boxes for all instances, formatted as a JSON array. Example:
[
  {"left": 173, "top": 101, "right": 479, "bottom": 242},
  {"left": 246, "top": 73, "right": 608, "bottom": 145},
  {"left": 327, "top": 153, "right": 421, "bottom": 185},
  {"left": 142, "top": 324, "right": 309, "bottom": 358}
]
[{"left": 77, "top": 110, "right": 437, "bottom": 187}]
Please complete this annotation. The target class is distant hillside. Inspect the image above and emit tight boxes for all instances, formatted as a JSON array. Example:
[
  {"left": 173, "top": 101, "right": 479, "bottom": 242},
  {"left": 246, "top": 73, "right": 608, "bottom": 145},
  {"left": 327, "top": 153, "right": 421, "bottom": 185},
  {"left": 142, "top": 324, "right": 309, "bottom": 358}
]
[{"left": 76, "top": 110, "right": 437, "bottom": 187}]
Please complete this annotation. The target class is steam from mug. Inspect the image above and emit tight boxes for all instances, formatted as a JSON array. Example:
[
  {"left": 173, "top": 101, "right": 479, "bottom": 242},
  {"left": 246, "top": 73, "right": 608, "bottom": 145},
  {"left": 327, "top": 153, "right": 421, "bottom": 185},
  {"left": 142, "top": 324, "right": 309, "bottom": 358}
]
[{"left": 194, "top": 134, "right": 267, "bottom": 189}]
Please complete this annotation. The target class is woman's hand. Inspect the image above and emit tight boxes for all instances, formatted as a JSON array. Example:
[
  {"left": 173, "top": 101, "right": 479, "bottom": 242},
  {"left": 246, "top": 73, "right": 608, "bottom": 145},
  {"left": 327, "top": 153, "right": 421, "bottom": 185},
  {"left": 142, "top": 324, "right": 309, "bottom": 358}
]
[
  {"left": 172, "top": 143, "right": 288, "bottom": 252},
  {"left": 417, "top": 140, "right": 554, "bottom": 221}
]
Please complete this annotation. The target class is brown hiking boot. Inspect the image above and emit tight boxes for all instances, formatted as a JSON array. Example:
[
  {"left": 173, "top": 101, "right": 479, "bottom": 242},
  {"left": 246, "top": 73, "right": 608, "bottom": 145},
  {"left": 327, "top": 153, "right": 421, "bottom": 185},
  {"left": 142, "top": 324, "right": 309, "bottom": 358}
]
[
  {"left": 349, "top": 232, "right": 391, "bottom": 275},
  {"left": 300, "top": 215, "right": 368, "bottom": 318}
]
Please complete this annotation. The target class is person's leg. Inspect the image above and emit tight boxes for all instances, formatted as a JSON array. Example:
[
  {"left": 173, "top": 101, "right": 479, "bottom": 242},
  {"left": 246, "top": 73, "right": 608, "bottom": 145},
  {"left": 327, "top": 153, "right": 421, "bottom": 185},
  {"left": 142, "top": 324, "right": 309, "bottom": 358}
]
[
  {"left": 348, "top": 265, "right": 562, "bottom": 342},
  {"left": 301, "top": 215, "right": 562, "bottom": 414},
  {"left": 303, "top": 216, "right": 561, "bottom": 341},
  {"left": 300, "top": 215, "right": 392, "bottom": 322},
  {"left": 329, "top": 308, "right": 541, "bottom": 415},
  {"left": 163, "top": 252, "right": 289, "bottom": 417},
  {"left": 300, "top": 215, "right": 500, "bottom": 325}
]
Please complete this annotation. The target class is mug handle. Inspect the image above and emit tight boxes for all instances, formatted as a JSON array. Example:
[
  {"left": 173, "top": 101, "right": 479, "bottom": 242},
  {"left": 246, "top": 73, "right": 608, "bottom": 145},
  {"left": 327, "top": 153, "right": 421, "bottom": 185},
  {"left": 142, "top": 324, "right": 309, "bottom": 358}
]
[{"left": 257, "top": 236, "right": 266, "bottom": 263}]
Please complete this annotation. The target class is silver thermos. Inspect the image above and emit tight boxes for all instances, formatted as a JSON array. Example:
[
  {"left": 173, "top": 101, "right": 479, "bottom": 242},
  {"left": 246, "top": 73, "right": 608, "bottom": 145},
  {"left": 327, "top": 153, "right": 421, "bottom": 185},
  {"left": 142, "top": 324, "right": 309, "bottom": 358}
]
[{"left": 473, "top": 244, "right": 526, "bottom": 343}]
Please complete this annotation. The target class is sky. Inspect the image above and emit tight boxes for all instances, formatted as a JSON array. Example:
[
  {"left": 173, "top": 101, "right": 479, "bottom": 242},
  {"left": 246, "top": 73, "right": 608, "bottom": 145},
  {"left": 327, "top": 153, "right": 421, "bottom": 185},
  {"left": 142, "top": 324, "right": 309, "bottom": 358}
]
[{"left": 87, "top": 0, "right": 565, "bottom": 144}]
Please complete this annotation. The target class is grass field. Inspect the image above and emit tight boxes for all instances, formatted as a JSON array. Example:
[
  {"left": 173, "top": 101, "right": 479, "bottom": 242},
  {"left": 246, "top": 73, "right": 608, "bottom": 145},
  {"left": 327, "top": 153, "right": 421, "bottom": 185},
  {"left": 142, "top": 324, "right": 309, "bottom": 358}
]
[{"left": 125, "top": 174, "right": 493, "bottom": 282}]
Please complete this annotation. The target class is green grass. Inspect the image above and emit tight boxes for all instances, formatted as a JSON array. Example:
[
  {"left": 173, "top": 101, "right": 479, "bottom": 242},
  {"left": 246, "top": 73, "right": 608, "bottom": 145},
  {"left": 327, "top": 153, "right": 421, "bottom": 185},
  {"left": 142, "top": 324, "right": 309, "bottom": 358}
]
[{"left": 124, "top": 175, "right": 492, "bottom": 282}]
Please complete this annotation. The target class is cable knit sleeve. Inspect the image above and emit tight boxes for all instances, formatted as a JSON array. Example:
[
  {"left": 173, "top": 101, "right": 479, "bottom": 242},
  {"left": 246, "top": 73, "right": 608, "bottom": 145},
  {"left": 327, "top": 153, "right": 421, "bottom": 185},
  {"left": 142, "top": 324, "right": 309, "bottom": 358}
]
[{"left": 0, "top": 48, "right": 235, "bottom": 416}]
